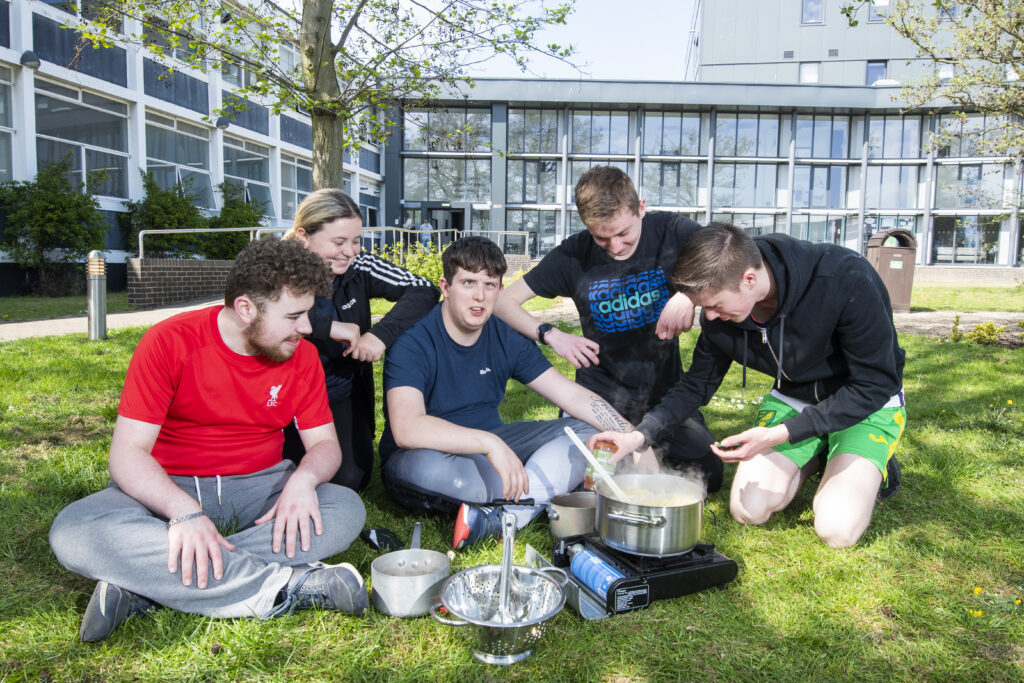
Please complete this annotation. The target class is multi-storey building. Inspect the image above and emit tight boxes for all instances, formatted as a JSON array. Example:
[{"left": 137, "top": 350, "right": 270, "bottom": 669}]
[
  {"left": 381, "top": 1, "right": 1020, "bottom": 270},
  {"left": 2, "top": 0, "right": 1020, "bottom": 287},
  {"left": 0, "top": 0, "right": 383, "bottom": 289}
]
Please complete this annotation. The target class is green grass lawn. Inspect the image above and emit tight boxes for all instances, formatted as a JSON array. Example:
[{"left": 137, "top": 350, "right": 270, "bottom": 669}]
[
  {"left": 911, "top": 283, "right": 1024, "bottom": 312},
  {"left": 1, "top": 324, "right": 1021, "bottom": 681},
  {"left": 0, "top": 292, "right": 136, "bottom": 322}
]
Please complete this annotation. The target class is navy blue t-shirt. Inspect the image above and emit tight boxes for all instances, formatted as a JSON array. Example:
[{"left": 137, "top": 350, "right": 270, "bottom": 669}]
[{"left": 378, "top": 304, "right": 551, "bottom": 459}]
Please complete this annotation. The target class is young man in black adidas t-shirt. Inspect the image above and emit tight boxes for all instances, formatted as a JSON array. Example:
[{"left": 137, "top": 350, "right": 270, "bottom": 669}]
[{"left": 494, "top": 166, "right": 722, "bottom": 491}]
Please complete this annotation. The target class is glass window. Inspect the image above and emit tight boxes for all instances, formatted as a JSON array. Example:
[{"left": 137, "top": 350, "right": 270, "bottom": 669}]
[
  {"left": 932, "top": 215, "right": 1000, "bottom": 264},
  {"left": 799, "top": 62, "right": 821, "bottom": 83},
  {"left": 507, "top": 209, "right": 559, "bottom": 258},
  {"left": 224, "top": 135, "right": 272, "bottom": 213},
  {"left": 865, "top": 165, "right": 918, "bottom": 208},
  {"left": 35, "top": 86, "right": 128, "bottom": 197},
  {"left": 507, "top": 159, "right": 558, "bottom": 204},
  {"left": 145, "top": 115, "right": 214, "bottom": 207},
  {"left": 712, "top": 212, "right": 779, "bottom": 236},
  {"left": 509, "top": 108, "right": 559, "bottom": 153},
  {"left": 403, "top": 108, "right": 491, "bottom": 152},
  {"left": 935, "top": 163, "right": 1005, "bottom": 209},
  {"left": 866, "top": 60, "right": 888, "bottom": 85},
  {"left": 758, "top": 116, "right": 779, "bottom": 157},
  {"left": 572, "top": 110, "right": 631, "bottom": 154},
  {"left": 281, "top": 153, "right": 313, "bottom": 219},
  {"left": 641, "top": 162, "right": 699, "bottom": 207},
  {"left": 868, "top": 116, "right": 921, "bottom": 159},
  {"left": 0, "top": 69, "right": 11, "bottom": 182},
  {"left": 404, "top": 158, "right": 428, "bottom": 200},
  {"left": 802, "top": 0, "right": 823, "bottom": 23},
  {"left": 936, "top": 113, "right": 995, "bottom": 157},
  {"left": 715, "top": 115, "right": 737, "bottom": 156},
  {"left": 713, "top": 163, "right": 776, "bottom": 208}
]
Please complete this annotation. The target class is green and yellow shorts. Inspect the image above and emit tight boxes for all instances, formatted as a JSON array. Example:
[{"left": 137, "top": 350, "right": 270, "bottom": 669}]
[{"left": 754, "top": 391, "right": 907, "bottom": 483}]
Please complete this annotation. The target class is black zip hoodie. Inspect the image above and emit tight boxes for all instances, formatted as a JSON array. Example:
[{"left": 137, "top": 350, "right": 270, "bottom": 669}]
[{"left": 636, "top": 234, "right": 905, "bottom": 445}]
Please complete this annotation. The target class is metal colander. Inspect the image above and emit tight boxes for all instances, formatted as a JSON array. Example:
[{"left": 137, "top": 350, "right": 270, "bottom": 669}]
[{"left": 432, "top": 564, "right": 566, "bottom": 665}]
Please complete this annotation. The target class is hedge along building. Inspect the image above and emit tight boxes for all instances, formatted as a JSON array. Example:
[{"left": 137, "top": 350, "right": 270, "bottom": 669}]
[{"left": 0, "top": 0, "right": 384, "bottom": 293}]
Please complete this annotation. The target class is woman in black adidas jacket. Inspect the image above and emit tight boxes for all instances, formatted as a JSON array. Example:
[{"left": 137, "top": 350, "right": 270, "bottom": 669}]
[{"left": 284, "top": 189, "right": 439, "bottom": 490}]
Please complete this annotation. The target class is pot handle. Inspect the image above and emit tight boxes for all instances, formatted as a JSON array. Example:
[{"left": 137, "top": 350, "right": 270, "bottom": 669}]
[
  {"left": 606, "top": 508, "right": 667, "bottom": 528},
  {"left": 547, "top": 507, "right": 560, "bottom": 521},
  {"left": 536, "top": 566, "right": 569, "bottom": 587},
  {"left": 429, "top": 603, "right": 467, "bottom": 627}
]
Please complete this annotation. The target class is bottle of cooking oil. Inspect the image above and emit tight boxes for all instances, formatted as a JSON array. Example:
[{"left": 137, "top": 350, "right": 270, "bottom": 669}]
[{"left": 584, "top": 439, "right": 617, "bottom": 491}]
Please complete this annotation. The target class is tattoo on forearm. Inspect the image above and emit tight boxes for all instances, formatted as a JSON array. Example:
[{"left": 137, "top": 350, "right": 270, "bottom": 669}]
[{"left": 588, "top": 396, "right": 631, "bottom": 433}]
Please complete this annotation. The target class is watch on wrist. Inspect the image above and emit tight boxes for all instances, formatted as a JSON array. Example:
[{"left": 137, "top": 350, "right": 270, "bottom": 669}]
[{"left": 537, "top": 322, "right": 553, "bottom": 345}]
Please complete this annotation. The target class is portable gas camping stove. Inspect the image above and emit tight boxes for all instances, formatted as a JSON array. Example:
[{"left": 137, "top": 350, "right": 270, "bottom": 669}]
[{"left": 525, "top": 535, "right": 738, "bottom": 620}]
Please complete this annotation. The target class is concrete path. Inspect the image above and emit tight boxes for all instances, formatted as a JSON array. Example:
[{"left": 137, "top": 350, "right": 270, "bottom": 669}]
[
  {"left": 2, "top": 295, "right": 1021, "bottom": 345},
  {"left": 0, "top": 297, "right": 221, "bottom": 342}
]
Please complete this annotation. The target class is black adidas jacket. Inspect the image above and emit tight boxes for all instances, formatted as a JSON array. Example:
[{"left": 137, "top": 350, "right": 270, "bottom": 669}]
[{"left": 307, "top": 252, "right": 439, "bottom": 402}]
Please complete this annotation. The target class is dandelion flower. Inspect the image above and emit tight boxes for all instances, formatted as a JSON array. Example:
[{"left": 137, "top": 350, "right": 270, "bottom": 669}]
[
  {"left": 1008, "top": 400, "right": 1014, "bottom": 405},
  {"left": 989, "top": 404, "right": 994, "bottom": 408},
  {"left": 1016, "top": 599, "right": 1022, "bottom": 606},
  {"left": 973, "top": 586, "right": 982, "bottom": 595}
]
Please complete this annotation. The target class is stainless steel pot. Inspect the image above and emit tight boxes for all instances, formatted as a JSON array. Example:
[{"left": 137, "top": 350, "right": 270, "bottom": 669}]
[
  {"left": 546, "top": 491, "right": 596, "bottom": 538},
  {"left": 595, "top": 473, "right": 704, "bottom": 557},
  {"left": 371, "top": 522, "right": 450, "bottom": 617}
]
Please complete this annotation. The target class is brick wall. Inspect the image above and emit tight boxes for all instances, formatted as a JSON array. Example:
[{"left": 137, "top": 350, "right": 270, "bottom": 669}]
[
  {"left": 127, "top": 258, "right": 233, "bottom": 308},
  {"left": 914, "top": 266, "right": 1023, "bottom": 285},
  {"left": 505, "top": 253, "right": 532, "bottom": 278}
]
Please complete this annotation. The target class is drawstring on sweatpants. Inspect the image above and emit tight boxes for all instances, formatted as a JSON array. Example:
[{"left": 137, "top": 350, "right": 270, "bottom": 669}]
[{"left": 193, "top": 475, "right": 223, "bottom": 508}]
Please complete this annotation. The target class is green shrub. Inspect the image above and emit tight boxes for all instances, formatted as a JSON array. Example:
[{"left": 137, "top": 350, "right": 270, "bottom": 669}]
[
  {"left": 374, "top": 242, "right": 443, "bottom": 285},
  {"left": 121, "top": 172, "right": 207, "bottom": 258},
  {"left": 948, "top": 314, "right": 964, "bottom": 342},
  {"left": 204, "top": 181, "right": 266, "bottom": 260},
  {"left": 0, "top": 156, "right": 107, "bottom": 296},
  {"left": 964, "top": 321, "right": 1006, "bottom": 345}
]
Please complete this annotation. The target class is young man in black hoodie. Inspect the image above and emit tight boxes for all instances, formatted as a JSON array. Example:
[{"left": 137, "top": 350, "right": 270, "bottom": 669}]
[{"left": 588, "top": 223, "right": 906, "bottom": 548}]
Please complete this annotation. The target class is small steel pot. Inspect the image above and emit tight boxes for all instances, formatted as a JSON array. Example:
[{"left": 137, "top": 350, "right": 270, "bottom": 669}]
[
  {"left": 546, "top": 491, "right": 597, "bottom": 538},
  {"left": 371, "top": 523, "right": 450, "bottom": 617},
  {"left": 595, "top": 473, "right": 704, "bottom": 557}
]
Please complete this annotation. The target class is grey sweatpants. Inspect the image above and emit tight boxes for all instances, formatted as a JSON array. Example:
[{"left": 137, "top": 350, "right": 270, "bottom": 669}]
[
  {"left": 49, "top": 460, "right": 365, "bottom": 619},
  {"left": 382, "top": 417, "right": 594, "bottom": 528}
]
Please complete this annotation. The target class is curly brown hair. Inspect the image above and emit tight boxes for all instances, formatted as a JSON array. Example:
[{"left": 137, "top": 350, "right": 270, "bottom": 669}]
[{"left": 224, "top": 237, "right": 332, "bottom": 308}]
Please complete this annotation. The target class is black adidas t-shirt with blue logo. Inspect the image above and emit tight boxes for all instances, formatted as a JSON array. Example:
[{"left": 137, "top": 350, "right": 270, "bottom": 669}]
[{"left": 523, "top": 211, "right": 701, "bottom": 422}]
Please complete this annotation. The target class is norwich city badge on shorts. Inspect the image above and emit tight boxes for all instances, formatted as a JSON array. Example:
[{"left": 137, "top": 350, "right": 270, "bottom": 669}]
[{"left": 756, "top": 410, "right": 776, "bottom": 428}]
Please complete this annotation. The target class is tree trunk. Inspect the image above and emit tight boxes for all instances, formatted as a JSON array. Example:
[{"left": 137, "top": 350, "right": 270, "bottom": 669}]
[
  {"left": 300, "top": 0, "right": 346, "bottom": 190},
  {"left": 311, "top": 111, "right": 347, "bottom": 190}
]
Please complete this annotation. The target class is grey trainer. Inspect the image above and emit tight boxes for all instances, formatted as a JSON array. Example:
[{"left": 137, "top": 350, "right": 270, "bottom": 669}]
[
  {"left": 79, "top": 581, "right": 157, "bottom": 642},
  {"left": 270, "top": 562, "right": 368, "bottom": 618}
]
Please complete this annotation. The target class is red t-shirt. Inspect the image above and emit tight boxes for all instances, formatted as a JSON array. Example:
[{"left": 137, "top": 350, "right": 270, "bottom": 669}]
[{"left": 117, "top": 306, "right": 331, "bottom": 476}]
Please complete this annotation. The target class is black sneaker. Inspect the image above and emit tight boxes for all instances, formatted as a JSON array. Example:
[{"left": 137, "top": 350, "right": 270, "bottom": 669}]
[
  {"left": 878, "top": 456, "right": 902, "bottom": 500},
  {"left": 79, "top": 581, "right": 157, "bottom": 642},
  {"left": 452, "top": 504, "right": 503, "bottom": 550},
  {"left": 270, "top": 562, "right": 368, "bottom": 618}
]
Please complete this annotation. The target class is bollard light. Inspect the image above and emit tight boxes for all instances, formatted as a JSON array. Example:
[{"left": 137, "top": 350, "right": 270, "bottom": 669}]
[{"left": 87, "top": 250, "right": 107, "bottom": 340}]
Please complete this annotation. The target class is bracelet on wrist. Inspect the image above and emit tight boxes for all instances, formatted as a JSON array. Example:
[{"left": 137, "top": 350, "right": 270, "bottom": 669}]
[{"left": 167, "top": 510, "right": 206, "bottom": 527}]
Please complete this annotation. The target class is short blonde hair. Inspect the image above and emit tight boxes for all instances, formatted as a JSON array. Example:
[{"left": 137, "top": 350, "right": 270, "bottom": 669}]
[
  {"left": 575, "top": 166, "right": 640, "bottom": 226},
  {"left": 282, "top": 189, "right": 361, "bottom": 240}
]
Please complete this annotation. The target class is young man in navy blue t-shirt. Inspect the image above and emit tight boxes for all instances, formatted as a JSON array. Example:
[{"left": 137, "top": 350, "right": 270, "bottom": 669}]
[{"left": 379, "top": 237, "right": 647, "bottom": 550}]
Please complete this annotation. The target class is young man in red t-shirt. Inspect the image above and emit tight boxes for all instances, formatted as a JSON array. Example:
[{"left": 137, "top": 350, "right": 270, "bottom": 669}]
[{"left": 50, "top": 239, "right": 368, "bottom": 642}]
